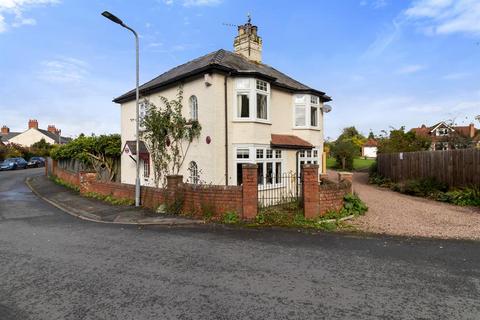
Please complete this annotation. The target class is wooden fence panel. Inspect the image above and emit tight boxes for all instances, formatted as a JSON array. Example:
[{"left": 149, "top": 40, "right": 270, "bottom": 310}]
[{"left": 377, "top": 149, "right": 480, "bottom": 187}]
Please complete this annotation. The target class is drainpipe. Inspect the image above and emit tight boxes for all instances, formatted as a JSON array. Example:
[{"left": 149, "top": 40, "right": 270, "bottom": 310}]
[{"left": 224, "top": 73, "right": 230, "bottom": 185}]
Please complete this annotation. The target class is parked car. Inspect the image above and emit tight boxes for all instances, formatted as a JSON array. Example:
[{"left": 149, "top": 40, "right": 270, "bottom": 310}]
[
  {"left": 0, "top": 158, "right": 28, "bottom": 171},
  {"left": 27, "top": 157, "right": 46, "bottom": 168}
]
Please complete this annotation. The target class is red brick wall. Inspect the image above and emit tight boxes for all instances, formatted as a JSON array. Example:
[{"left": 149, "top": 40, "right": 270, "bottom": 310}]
[
  {"left": 182, "top": 184, "right": 243, "bottom": 219},
  {"left": 50, "top": 163, "right": 242, "bottom": 218},
  {"left": 318, "top": 180, "right": 351, "bottom": 215}
]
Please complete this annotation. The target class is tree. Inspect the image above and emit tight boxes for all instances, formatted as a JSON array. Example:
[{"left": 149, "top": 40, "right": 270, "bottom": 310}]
[
  {"left": 141, "top": 86, "right": 202, "bottom": 187},
  {"left": 368, "top": 131, "right": 375, "bottom": 140},
  {"left": 51, "top": 134, "right": 121, "bottom": 181},
  {"left": 377, "top": 127, "right": 431, "bottom": 153},
  {"left": 331, "top": 140, "right": 357, "bottom": 170},
  {"left": 336, "top": 126, "right": 366, "bottom": 155},
  {"left": 30, "top": 138, "right": 53, "bottom": 157}
]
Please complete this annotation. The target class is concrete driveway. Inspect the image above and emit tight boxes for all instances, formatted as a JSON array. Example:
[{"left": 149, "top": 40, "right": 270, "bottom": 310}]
[{"left": 1, "top": 169, "right": 479, "bottom": 319}]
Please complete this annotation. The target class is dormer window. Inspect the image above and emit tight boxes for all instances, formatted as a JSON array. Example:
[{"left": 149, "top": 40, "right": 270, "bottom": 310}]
[
  {"left": 234, "top": 78, "right": 270, "bottom": 122},
  {"left": 436, "top": 128, "right": 449, "bottom": 136}
]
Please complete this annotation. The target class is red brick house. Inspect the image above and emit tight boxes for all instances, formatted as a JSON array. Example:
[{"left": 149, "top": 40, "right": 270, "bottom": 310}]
[{"left": 411, "top": 122, "right": 480, "bottom": 151}]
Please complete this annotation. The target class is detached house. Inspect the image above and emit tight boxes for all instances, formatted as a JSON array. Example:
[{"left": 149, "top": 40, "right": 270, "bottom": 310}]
[
  {"left": 1, "top": 120, "right": 70, "bottom": 147},
  {"left": 411, "top": 121, "right": 480, "bottom": 151},
  {"left": 115, "top": 19, "right": 331, "bottom": 186}
]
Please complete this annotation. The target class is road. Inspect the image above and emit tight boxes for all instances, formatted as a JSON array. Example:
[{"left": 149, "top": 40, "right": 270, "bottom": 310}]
[{"left": 1, "top": 169, "right": 479, "bottom": 319}]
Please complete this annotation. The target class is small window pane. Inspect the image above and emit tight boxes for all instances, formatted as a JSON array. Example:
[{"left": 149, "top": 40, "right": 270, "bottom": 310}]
[
  {"left": 256, "top": 80, "right": 268, "bottom": 92},
  {"left": 295, "top": 105, "right": 306, "bottom": 126},
  {"left": 313, "top": 150, "right": 318, "bottom": 157},
  {"left": 310, "top": 106, "right": 318, "bottom": 126},
  {"left": 299, "top": 150, "right": 305, "bottom": 157},
  {"left": 275, "top": 162, "right": 281, "bottom": 184},
  {"left": 236, "top": 78, "right": 250, "bottom": 89},
  {"left": 189, "top": 95, "right": 198, "bottom": 121},
  {"left": 295, "top": 95, "right": 306, "bottom": 103},
  {"left": 257, "top": 93, "right": 268, "bottom": 120},
  {"left": 266, "top": 162, "right": 273, "bottom": 184},
  {"left": 275, "top": 150, "right": 281, "bottom": 158},
  {"left": 237, "top": 94, "right": 250, "bottom": 118},
  {"left": 189, "top": 161, "right": 199, "bottom": 184},
  {"left": 257, "top": 163, "right": 264, "bottom": 185},
  {"left": 310, "top": 96, "right": 319, "bottom": 104},
  {"left": 256, "top": 149, "right": 264, "bottom": 159},
  {"left": 266, "top": 149, "right": 273, "bottom": 158},
  {"left": 307, "top": 150, "right": 312, "bottom": 157},
  {"left": 237, "top": 149, "right": 249, "bottom": 159}
]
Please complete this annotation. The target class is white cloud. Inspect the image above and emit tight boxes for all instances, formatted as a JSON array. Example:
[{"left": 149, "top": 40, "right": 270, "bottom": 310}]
[
  {"left": 405, "top": 0, "right": 480, "bottom": 36},
  {"left": 397, "top": 64, "right": 426, "bottom": 74},
  {"left": 0, "top": 0, "right": 58, "bottom": 33},
  {"left": 38, "top": 57, "right": 88, "bottom": 83}
]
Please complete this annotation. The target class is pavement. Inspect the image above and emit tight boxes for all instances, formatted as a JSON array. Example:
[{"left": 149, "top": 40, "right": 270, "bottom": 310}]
[
  {"left": 1, "top": 168, "right": 480, "bottom": 319},
  {"left": 26, "top": 174, "right": 203, "bottom": 225}
]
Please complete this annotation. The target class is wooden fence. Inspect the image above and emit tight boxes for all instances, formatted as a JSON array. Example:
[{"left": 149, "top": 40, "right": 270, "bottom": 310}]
[{"left": 377, "top": 149, "right": 480, "bottom": 187}]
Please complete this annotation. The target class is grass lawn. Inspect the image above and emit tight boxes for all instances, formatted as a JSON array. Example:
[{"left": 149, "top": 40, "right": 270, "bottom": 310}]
[{"left": 326, "top": 157, "right": 375, "bottom": 171}]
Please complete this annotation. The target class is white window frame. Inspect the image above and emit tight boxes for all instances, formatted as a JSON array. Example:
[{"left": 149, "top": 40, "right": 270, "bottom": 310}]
[
  {"left": 298, "top": 148, "right": 320, "bottom": 173},
  {"left": 139, "top": 101, "right": 147, "bottom": 131},
  {"left": 189, "top": 95, "right": 198, "bottom": 121},
  {"left": 188, "top": 161, "right": 200, "bottom": 184},
  {"left": 234, "top": 78, "right": 271, "bottom": 123},
  {"left": 233, "top": 145, "right": 283, "bottom": 187},
  {"left": 293, "top": 94, "right": 321, "bottom": 129}
]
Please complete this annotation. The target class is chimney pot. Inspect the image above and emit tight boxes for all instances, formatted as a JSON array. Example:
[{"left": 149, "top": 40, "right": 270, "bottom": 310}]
[
  {"left": 47, "top": 125, "right": 57, "bottom": 133},
  {"left": 233, "top": 16, "right": 262, "bottom": 63},
  {"left": 1, "top": 125, "right": 9, "bottom": 135},
  {"left": 28, "top": 119, "right": 39, "bottom": 129}
]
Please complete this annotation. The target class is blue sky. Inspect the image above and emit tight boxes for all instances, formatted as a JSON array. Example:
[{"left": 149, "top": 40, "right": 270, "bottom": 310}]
[{"left": 0, "top": 0, "right": 479, "bottom": 139}]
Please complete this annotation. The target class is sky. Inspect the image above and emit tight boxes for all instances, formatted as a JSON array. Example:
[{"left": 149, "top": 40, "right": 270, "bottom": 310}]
[{"left": 0, "top": 0, "right": 479, "bottom": 139}]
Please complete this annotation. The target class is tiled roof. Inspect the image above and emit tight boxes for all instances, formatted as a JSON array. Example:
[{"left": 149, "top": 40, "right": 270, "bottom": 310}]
[
  {"left": 37, "top": 129, "right": 71, "bottom": 144},
  {"left": 270, "top": 134, "right": 313, "bottom": 149},
  {"left": 0, "top": 132, "right": 20, "bottom": 142},
  {"left": 113, "top": 49, "right": 331, "bottom": 103},
  {"left": 363, "top": 139, "right": 378, "bottom": 147},
  {"left": 411, "top": 123, "right": 478, "bottom": 139}
]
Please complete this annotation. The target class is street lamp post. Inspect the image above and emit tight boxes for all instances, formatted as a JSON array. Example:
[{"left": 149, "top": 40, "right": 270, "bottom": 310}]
[{"left": 102, "top": 11, "right": 141, "bottom": 207}]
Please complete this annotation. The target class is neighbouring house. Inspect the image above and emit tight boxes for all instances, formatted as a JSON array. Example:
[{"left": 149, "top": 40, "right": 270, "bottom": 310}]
[
  {"left": 114, "top": 18, "right": 331, "bottom": 187},
  {"left": 0, "top": 120, "right": 71, "bottom": 147},
  {"left": 411, "top": 121, "right": 480, "bottom": 151},
  {"left": 361, "top": 139, "right": 378, "bottom": 158}
]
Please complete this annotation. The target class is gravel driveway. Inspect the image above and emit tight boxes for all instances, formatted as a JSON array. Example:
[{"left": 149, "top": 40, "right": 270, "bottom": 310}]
[{"left": 330, "top": 171, "right": 480, "bottom": 240}]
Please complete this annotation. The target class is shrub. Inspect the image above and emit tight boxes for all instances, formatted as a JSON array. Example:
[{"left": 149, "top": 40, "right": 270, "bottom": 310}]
[
  {"left": 438, "top": 187, "right": 480, "bottom": 207},
  {"left": 399, "top": 178, "right": 448, "bottom": 197},
  {"left": 223, "top": 211, "right": 239, "bottom": 224}
]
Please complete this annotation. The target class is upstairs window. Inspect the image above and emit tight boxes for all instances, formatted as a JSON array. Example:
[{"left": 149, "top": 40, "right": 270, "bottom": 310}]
[
  {"left": 235, "top": 78, "right": 270, "bottom": 122},
  {"left": 295, "top": 94, "right": 320, "bottom": 128},
  {"left": 237, "top": 93, "right": 250, "bottom": 118},
  {"left": 236, "top": 148, "right": 250, "bottom": 159},
  {"left": 189, "top": 95, "right": 198, "bottom": 121}
]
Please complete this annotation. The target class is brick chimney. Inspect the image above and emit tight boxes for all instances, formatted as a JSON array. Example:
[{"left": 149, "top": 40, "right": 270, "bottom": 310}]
[
  {"left": 469, "top": 123, "right": 475, "bottom": 138},
  {"left": 28, "top": 119, "right": 38, "bottom": 129},
  {"left": 47, "top": 125, "right": 57, "bottom": 133},
  {"left": 234, "top": 15, "right": 262, "bottom": 63},
  {"left": 1, "top": 125, "right": 9, "bottom": 135}
]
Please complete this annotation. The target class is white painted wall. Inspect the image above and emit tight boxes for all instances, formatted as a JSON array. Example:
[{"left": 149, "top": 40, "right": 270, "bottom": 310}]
[
  {"left": 362, "top": 146, "right": 377, "bottom": 158},
  {"left": 120, "top": 72, "right": 326, "bottom": 186},
  {"left": 7, "top": 128, "right": 56, "bottom": 147}
]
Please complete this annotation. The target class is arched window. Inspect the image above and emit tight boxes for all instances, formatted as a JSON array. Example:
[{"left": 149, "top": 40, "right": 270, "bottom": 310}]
[
  {"left": 188, "top": 161, "right": 199, "bottom": 184},
  {"left": 189, "top": 95, "right": 198, "bottom": 121}
]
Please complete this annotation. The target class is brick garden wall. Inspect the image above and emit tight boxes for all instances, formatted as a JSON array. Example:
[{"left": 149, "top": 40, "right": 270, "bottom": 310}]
[
  {"left": 319, "top": 180, "right": 351, "bottom": 215},
  {"left": 46, "top": 159, "right": 351, "bottom": 221}
]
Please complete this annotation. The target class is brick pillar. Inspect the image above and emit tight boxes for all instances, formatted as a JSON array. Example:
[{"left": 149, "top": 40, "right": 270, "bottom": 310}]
[
  {"left": 302, "top": 164, "right": 319, "bottom": 219},
  {"left": 242, "top": 164, "right": 258, "bottom": 220},
  {"left": 338, "top": 172, "right": 353, "bottom": 193},
  {"left": 79, "top": 172, "right": 97, "bottom": 194},
  {"left": 167, "top": 175, "right": 183, "bottom": 190}
]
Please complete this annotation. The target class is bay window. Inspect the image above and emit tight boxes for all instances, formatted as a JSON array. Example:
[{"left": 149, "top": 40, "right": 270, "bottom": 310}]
[
  {"left": 234, "top": 78, "right": 270, "bottom": 122},
  {"left": 294, "top": 94, "right": 321, "bottom": 129}
]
